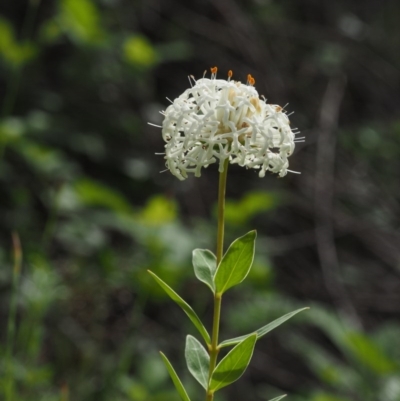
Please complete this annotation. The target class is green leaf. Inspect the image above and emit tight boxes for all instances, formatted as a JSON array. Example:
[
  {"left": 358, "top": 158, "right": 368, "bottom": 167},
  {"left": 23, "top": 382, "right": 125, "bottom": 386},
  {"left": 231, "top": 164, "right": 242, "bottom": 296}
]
[
  {"left": 185, "top": 335, "right": 210, "bottom": 389},
  {"left": 344, "top": 332, "right": 398, "bottom": 374},
  {"left": 225, "top": 191, "right": 279, "bottom": 226},
  {"left": 60, "top": 0, "right": 104, "bottom": 44},
  {"left": 192, "top": 249, "right": 217, "bottom": 292},
  {"left": 74, "top": 178, "right": 134, "bottom": 214},
  {"left": 0, "top": 17, "right": 36, "bottom": 66},
  {"left": 214, "top": 231, "right": 257, "bottom": 295},
  {"left": 210, "top": 334, "right": 257, "bottom": 392},
  {"left": 219, "top": 308, "right": 308, "bottom": 348},
  {"left": 123, "top": 35, "right": 158, "bottom": 67},
  {"left": 287, "top": 334, "right": 357, "bottom": 389},
  {"left": 148, "top": 270, "right": 211, "bottom": 344},
  {"left": 159, "top": 352, "right": 191, "bottom": 401},
  {"left": 268, "top": 396, "right": 287, "bottom": 401},
  {"left": 312, "top": 394, "right": 352, "bottom": 401},
  {"left": 139, "top": 195, "right": 177, "bottom": 225}
]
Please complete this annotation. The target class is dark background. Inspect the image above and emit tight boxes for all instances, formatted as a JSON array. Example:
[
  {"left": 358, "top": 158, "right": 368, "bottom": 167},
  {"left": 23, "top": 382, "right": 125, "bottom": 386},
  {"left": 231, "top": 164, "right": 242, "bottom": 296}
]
[{"left": 1, "top": 0, "right": 400, "bottom": 400}]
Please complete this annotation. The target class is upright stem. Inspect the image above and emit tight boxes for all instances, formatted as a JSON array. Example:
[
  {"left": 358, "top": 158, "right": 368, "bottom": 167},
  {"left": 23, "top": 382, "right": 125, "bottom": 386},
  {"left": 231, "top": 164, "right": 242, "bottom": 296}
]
[
  {"left": 5, "top": 233, "right": 22, "bottom": 401},
  {"left": 216, "top": 159, "right": 229, "bottom": 264},
  {"left": 206, "top": 159, "right": 229, "bottom": 401}
]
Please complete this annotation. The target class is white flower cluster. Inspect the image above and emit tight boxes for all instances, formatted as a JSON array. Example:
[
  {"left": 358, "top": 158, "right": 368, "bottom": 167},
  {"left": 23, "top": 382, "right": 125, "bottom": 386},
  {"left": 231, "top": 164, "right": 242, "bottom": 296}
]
[{"left": 157, "top": 68, "right": 301, "bottom": 180}]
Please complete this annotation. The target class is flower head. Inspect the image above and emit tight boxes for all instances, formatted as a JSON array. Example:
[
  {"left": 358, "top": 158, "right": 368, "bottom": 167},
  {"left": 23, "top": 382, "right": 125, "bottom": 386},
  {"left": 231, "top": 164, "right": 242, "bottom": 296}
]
[{"left": 158, "top": 67, "right": 300, "bottom": 180}]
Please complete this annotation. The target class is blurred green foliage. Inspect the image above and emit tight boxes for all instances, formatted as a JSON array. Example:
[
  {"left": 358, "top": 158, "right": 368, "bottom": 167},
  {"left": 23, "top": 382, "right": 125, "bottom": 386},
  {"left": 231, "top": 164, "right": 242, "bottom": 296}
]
[
  {"left": 224, "top": 191, "right": 279, "bottom": 226},
  {"left": 123, "top": 36, "right": 158, "bottom": 67},
  {"left": 1, "top": 0, "right": 400, "bottom": 400},
  {"left": 59, "top": 0, "right": 104, "bottom": 44},
  {"left": 0, "top": 17, "right": 36, "bottom": 66}
]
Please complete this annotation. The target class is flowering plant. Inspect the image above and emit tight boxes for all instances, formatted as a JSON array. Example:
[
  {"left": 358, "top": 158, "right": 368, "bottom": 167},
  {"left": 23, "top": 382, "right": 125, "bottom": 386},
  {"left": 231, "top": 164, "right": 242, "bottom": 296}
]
[{"left": 149, "top": 67, "right": 307, "bottom": 401}]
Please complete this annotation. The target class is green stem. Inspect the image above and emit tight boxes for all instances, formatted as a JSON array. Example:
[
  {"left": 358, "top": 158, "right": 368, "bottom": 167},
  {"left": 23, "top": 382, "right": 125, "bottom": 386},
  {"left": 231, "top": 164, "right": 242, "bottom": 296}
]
[
  {"left": 206, "top": 294, "right": 222, "bottom": 401},
  {"left": 216, "top": 159, "right": 229, "bottom": 264},
  {"left": 205, "top": 158, "right": 229, "bottom": 401},
  {"left": 5, "top": 233, "right": 22, "bottom": 401}
]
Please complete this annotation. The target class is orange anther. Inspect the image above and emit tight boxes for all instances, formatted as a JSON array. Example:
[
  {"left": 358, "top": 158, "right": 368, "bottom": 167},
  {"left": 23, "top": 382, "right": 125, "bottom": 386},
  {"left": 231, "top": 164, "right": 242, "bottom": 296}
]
[
  {"left": 247, "top": 74, "right": 255, "bottom": 86},
  {"left": 228, "top": 70, "right": 233, "bottom": 78},
  {"left": 211, "top": 66, "right": 218, "bottom": 74}
]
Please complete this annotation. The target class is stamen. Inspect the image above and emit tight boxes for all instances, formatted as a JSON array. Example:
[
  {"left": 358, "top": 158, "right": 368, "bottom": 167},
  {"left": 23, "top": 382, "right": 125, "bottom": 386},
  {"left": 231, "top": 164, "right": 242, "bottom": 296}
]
[
  {"left": 188, "top": 75, "right": 196, "bottom": 87},
  {"left": 228, "top": 70, "right": 233, "bottom": 81},
  {"left": 246, "top": 74, "right": 255, "bottom": 86},
  {"left": 210, "top": 66, "right": 218, "bottom": 79},
  {"left": 148, "top": 123, "right": 162, "bottom": 128}
]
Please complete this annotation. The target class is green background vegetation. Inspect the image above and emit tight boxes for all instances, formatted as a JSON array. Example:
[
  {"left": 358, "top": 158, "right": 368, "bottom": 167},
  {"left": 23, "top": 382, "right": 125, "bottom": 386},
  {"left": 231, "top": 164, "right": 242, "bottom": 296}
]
[{"left": 1, "top": 0, "right": 400, "bottom": 400}]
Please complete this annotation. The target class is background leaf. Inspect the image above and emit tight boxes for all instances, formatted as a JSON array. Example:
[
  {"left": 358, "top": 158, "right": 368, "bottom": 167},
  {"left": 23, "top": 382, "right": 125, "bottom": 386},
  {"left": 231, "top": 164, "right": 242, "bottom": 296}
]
[
  {"left": 224, "top": 191, "right": 279, "bottom": 226},
  {"left": 123, "top": 35, "right": 158, "bottom": 67},
  {"left": 60, "top": 0, "right": 104, "bottom": 44},
  {"left": 344, "top": 332, "right": 398, "bottom": 374}
]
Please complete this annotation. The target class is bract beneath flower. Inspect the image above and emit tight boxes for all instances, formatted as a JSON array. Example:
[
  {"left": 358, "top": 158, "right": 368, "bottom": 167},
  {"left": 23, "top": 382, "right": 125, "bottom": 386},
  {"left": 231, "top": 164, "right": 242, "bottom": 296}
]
[{"left": 159, "top": 69, "right": 300, "bottom": 180}]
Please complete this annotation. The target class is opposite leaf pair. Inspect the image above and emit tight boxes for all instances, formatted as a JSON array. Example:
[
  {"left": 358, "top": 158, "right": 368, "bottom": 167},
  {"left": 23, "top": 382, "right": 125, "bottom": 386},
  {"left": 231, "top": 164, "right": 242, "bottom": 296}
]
[
  {"left": 193, "top": 230, "right": 256, "bottom": 295},
  {"left": 185, "top": 333, "right": 257, "bottom": 392},
  {"left": 149, "top": 231, "right": 308, "bottom": 401}
]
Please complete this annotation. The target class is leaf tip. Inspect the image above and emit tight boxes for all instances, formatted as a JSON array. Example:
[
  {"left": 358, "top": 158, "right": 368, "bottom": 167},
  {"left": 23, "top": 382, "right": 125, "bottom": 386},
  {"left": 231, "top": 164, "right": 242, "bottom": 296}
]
[
  {"left": 248, "top": 229, "right": 257, "bottom": 239},
  {"left": 249, "top": 332, "right": 257, "bottom": 340}
]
